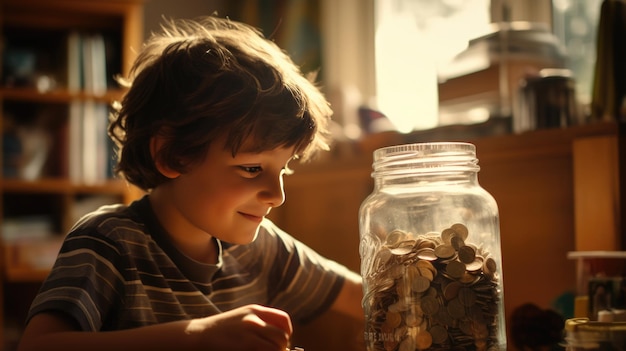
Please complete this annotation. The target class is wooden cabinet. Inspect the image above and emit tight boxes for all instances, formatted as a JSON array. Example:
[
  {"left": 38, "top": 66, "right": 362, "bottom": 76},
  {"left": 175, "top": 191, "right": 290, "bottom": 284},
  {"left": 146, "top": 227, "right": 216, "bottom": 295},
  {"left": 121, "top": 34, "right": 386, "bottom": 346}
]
[
  {"left": 271, "top": 120, "right": 626, "bottom": 350},
  {"left": 0, "top": 0, "right": 144, "bottom": 349}
]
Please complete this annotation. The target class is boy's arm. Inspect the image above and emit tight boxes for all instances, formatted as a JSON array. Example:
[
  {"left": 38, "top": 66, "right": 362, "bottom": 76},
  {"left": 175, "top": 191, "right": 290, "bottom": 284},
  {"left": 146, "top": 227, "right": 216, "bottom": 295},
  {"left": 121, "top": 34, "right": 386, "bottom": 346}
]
[
  {"left": 18, "top": 305, "right": 292, "bottom": 351},
  {"left": 329, "top": 270, "right": 364, "bottom": 321},
  {"left": 327, "top": 271, "right": 366, "bottom": 348}
]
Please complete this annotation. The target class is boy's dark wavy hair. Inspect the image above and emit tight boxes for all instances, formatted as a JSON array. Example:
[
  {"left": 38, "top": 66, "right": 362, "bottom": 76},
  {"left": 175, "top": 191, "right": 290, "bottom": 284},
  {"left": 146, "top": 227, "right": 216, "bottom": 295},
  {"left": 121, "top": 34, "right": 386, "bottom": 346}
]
[{"left": 109, "top": 15, "right": 332, "bottom": 191}]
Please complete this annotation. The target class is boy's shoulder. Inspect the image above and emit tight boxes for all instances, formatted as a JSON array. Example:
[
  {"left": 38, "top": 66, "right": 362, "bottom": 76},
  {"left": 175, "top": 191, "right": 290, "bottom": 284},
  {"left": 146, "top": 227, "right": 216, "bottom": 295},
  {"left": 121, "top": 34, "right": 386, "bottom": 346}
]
[{"left": 68, "top": 197, "right": 148, "bottom": 241}]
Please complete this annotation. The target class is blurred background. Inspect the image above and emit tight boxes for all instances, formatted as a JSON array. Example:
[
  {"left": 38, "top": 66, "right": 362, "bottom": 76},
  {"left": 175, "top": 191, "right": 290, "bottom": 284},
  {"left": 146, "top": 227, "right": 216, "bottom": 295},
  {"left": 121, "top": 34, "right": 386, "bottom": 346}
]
[
  {"left": 3, "top": 0, "right": 626, "bottom": 350},
  {"left": 145, "top": 0, "right": 604, "bottom": 135}
]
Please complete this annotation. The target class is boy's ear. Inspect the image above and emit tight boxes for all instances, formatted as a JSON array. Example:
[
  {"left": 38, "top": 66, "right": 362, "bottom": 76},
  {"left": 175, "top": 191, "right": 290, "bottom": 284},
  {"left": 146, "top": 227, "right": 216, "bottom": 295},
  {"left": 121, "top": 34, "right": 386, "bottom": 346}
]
[{"left": 150, "top": 136, "right": 181, "bottom": 179}]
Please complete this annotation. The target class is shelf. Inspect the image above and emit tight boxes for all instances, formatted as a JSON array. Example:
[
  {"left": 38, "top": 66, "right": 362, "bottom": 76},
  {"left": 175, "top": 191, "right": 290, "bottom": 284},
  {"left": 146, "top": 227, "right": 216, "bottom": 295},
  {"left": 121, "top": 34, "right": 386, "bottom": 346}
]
[
  {"left": 1, "top": 178, "right": 131, "bottom": 195},
  {"left": 2, "top": 237, "right": 64, "bottom": 283},
  {"left": 0, "top": 1, "right": 146, "bottom": 348},
  {"left": 3, "top": 0, "right": 143, "bottom": 31},
  {"left": 4, "top": 267, "right": 52, "bottom": 283},
  {"left": 0, "top": 87, "right": 125, "bottom": 104}
]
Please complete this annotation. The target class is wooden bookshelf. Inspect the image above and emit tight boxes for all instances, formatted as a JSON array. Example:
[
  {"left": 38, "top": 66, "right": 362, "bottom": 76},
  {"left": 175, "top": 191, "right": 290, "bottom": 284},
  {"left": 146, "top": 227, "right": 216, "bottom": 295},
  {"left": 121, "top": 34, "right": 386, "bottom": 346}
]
[
  {"left": 0, "top": 0, "right": 145, "bottom": 349},
  {"left": 0, "top": 87, "right": 126, "bottom": 103}
]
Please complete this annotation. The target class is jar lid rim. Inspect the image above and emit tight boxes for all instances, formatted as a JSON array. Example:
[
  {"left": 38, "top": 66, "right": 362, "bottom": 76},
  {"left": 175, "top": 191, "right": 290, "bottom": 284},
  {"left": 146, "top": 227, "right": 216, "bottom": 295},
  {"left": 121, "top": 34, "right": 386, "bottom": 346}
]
[{"left": 373, "top": 142, "right": 476, "bottom": 160}]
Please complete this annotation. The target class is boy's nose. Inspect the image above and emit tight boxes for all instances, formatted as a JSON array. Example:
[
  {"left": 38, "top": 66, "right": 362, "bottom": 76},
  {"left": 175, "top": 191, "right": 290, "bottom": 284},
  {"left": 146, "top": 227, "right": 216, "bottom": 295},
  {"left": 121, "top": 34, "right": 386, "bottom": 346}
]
[{"left": 261, "top": 175, "right": 286, "bottom": 208}]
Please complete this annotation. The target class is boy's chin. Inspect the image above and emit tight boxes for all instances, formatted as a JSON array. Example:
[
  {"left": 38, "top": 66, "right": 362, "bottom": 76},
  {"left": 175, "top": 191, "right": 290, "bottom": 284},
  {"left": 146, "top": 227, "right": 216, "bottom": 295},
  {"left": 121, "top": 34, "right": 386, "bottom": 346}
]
[{"left": 223, "top": 227, "right": 261, "bottom": 245}]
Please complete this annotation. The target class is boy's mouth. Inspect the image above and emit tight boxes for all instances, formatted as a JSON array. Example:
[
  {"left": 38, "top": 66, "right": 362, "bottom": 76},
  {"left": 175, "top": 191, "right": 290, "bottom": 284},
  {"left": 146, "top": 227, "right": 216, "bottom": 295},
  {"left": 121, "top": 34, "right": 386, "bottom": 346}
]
[{"left": 239, "top": 212, "right": 264, "bottom": 223}]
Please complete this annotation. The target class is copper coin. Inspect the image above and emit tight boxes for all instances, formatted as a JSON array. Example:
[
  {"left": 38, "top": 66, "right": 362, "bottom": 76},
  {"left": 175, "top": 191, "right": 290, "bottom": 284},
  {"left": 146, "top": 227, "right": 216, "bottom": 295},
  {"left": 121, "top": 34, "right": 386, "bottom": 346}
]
[
  {"left": 411, "top": 275, "right": 431, "bottom": 293},
  {"left": 429, "top": 324, "right": 449, "bottom": 344},
  {"left": 415, "top": 330, "right": 433, "bottom": 350},
  {"left": 458, "top": 287, "right": 477, "bottom": 306},
  {"left": 435, "top": 244, "right": 455, "bottom": 259},
  {"left": 443, "top": 281, "right": 462, "bottom": 300},
  {"left": 445, "top": 260, "right": 466, "bottom": 279},
  {"left": 447, "top": 298, "right": 466, "bottom": 319},
  {"left": 451, "top": 236, "right": 465, "bottom": 251},
  {"left": 421, "top": 295, "right": 440, "bottom": 315},
  {"left": 450, "top": 223, "right": 469, "bottom": 240},
  {"left": 458, "top": 245, "right": 476, "bottom": 264}
]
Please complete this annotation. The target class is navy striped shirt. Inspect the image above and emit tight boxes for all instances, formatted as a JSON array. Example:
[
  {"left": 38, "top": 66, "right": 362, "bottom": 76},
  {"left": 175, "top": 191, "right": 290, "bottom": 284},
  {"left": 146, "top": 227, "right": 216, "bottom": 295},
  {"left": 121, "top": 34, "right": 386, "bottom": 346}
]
[{"left": 27, "top": 195, "right": 348, "bottom": 331}]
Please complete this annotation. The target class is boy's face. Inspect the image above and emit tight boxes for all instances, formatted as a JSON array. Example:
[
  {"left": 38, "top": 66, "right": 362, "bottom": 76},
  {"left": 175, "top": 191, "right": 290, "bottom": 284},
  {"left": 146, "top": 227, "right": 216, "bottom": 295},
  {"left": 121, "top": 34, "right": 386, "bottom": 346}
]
[{"left": 157, "top": 136, "right": 294, "bottom": 245}]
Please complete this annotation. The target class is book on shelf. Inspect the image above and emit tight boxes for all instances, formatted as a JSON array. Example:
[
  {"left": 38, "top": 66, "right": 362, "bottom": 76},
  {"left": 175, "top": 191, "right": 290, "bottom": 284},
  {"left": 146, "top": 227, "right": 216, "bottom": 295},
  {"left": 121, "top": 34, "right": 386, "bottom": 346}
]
[
  {"left": 65, "top": 30, "right": 114, "bottom": 184},
  {"left": 1, "top": 216, "right": 53, "bottom": 242},
  {"left": 68, "top": 100, "right": 113, "bottom": 184},
  {"left": 66, "top": 31, "right": 83, "bottom": 93},
  {"left": 68, "top": 99, "right": 83, "bottom": 182},
  {"left": 1, "top": 215, "right": 60, "bottom": 275},
  {"left": 66, "top": 31, "right": 107, "bottom": 95}
]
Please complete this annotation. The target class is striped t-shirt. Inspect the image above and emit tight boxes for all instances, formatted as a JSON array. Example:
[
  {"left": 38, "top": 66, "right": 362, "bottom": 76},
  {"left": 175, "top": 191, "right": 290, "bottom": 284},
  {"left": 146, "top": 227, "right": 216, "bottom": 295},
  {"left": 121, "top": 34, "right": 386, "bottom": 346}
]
[{"left": 27, "top": 195, "right": 349, "bottom": 331}]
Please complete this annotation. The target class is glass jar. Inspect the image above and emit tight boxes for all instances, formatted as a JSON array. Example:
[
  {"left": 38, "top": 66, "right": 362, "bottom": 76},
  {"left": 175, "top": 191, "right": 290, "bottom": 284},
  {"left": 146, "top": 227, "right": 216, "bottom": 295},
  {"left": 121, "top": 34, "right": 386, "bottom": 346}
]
[{"left": 359, "top": 142, "right": 506, "bottom": 351}]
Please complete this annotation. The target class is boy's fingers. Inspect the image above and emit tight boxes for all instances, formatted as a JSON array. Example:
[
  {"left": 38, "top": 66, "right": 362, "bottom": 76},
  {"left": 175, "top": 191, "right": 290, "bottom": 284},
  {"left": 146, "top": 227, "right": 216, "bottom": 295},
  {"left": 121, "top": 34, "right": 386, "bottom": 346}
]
[
  {"left": 252, "top": 305, "right": 293, "bottom": 336},
  {"left": 242, "top": 313, "right": 290, "bottom": 349}
]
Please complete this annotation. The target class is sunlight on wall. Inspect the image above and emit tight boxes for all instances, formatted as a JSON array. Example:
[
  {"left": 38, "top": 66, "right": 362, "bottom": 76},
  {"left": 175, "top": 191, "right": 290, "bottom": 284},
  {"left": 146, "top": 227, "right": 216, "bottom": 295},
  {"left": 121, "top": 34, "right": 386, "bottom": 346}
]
[{"left": 374, "top": 0, "right": 490, "bottom": 132}]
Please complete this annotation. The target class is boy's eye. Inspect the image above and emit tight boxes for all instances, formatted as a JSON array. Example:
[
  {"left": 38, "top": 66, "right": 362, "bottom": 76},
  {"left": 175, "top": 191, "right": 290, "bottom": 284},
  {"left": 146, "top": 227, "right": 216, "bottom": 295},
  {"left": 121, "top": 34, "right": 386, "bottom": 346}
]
[{"left": 240, "top": 166, "right": 262, "bottom": 174}]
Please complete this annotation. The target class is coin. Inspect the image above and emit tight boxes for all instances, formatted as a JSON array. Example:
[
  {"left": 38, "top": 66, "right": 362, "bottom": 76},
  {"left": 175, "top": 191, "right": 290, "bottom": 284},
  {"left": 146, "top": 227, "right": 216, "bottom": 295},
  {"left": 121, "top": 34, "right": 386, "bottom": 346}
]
[
  {"left": 420, "top": 295, "right": 440, "bottom": 315},
  {"left": 451, "top": 236, "right": 466, "bottom": 251},
  {"left": 418, "top": 266, "right": 435, "bottom": 281},
  {"left": 416, "top": 260, "right": 437, "bottom": 276},
  {"left": 420, "top": 241, "right": 437, "bottom": 251},
  {"left": 465, "top": 256, "right": 484, "bottom": 272},
  {"left": 445, "top": 260, "right": 466, "bottom": 279},
  {"left": 411, "top": 276, "right": 431, "bottom": 293},
  {"left": 451, "top": 223, "right": 469, "bottom": 240},
  {"left": 405, "top": 265, "right": 420, "bottom": 280},
  {"left": 458, "top": 245, "right": 476, "bottom": 264},
  {"left": 383, "top": 339, "right": 398, "bottom": 351},
  {"left": 415, "top": 330, "right": 433, "bottom": 349},
  {"left": 441, "top": 228, "right": 456, "bottom": 244},
  {"left": 405, "top": 310, "right": 423, "bottom": 327},
  {"left": 483, "top": 257, "right": 497, "bottom": 276},
  {"left": 434, "top": 307, "right": 455, "bottom": 327},
  {"left": 376, "top": 247, "right": 392, "bottom": 266},
  {"left": 443, "top": 281, "right": 462, "bottom": 300},
  {"left": 386, "top": 230, "right": 406, "bottom": 246},
  {"left": 447, "top": 298, "right": 466, "bottom": 319},
  {"left": 385, "top": 310, "right": 402, "bottom": 328},
  {"left": 458, "top": 319, "right": 474, "bottom": 335},
  {"left": 416, "top": 247, "right": 437, "bottom": 261},
  {"left": 362, "top": 225, "right": 501, "bottom": 351},
  {"left": 429, "top": 324, "right": 449, "bottom": 344},
  {"left": 398, "top": 335, "right": 415, "bottom": 351},
  {"left": 434, "top": 244, "right": 455, "bottom": 259},
  {"left": 390, "top": 245, "right": 413, "bottom": 256},
  {"left": 458, "top": 287, "right": 477, "bottom": 306},
  {"left": 460, "top": 272, "right": 480, "bottom": 284}
]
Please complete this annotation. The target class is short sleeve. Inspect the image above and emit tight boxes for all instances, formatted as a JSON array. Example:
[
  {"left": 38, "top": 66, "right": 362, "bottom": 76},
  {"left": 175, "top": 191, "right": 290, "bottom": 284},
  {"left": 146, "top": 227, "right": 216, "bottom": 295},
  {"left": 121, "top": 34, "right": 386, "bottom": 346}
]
[
  {"left": 261, "top": 220, "right": 352, "bottom": 323},
  {"left": 26, "top": 229, "right": 127, "bottom": 331}
]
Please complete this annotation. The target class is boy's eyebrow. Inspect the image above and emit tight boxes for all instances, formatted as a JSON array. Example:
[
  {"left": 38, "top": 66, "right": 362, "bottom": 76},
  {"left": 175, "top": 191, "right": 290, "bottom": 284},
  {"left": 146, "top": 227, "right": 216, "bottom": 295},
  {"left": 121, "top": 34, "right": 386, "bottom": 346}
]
[
  {"left": 236, "top": 143, "right": 297, "bottom": 156},
  {"left": 236, "top": 146, "right": 261, "bottom": 153}
]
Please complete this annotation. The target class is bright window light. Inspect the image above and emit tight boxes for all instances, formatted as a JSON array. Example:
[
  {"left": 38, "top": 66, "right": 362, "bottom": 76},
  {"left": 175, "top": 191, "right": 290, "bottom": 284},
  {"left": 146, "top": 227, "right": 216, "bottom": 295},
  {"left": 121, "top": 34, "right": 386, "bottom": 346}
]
[{"left": 374, "top": 0, "right": 490, "bottom": 132}]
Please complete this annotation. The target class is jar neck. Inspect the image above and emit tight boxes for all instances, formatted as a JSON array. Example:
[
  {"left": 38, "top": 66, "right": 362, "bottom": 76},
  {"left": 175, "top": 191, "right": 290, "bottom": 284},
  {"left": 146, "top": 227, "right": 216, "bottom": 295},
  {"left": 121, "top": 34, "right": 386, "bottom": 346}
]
[
  {"left": 371, "top": 142, "right": 480, "bottom": 187},
  {"left": 374, "top": 170, "right": 478, "bottom": 188}
]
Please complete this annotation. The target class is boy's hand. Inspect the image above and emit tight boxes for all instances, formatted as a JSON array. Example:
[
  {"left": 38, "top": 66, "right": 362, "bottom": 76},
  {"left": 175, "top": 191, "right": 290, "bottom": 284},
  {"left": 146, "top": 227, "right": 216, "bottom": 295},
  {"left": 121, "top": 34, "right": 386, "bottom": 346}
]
[{"left": 187, "top": 304, "right": 293, "bottom": 350}]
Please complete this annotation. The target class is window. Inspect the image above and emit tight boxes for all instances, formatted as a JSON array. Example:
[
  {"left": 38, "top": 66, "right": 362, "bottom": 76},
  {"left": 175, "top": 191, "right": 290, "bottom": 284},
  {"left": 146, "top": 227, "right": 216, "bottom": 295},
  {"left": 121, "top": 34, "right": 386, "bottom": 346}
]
[
  {"left": 552, "top": 0, "right": 602, "bottom": 106},
  {"left": 374, "top": 0, "right": 491, "bottom": 132},
  {"left": 321, "top": 0, "right": 599, "bottom": 135}
]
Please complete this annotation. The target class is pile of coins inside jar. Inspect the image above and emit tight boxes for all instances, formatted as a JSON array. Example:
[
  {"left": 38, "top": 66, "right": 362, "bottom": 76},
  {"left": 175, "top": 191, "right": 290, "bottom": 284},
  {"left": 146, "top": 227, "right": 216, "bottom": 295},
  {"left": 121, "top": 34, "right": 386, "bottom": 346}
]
[{"left": 362, "top": 223, "right": 501, "bottom": 351}]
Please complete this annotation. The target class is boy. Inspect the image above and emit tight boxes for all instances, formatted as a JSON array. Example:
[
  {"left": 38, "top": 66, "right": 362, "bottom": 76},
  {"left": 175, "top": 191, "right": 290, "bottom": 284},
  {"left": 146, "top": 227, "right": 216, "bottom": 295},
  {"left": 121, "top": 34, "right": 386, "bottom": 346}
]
[{"left": 18, "top": 15, "right": 363, "bottom": 351}]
